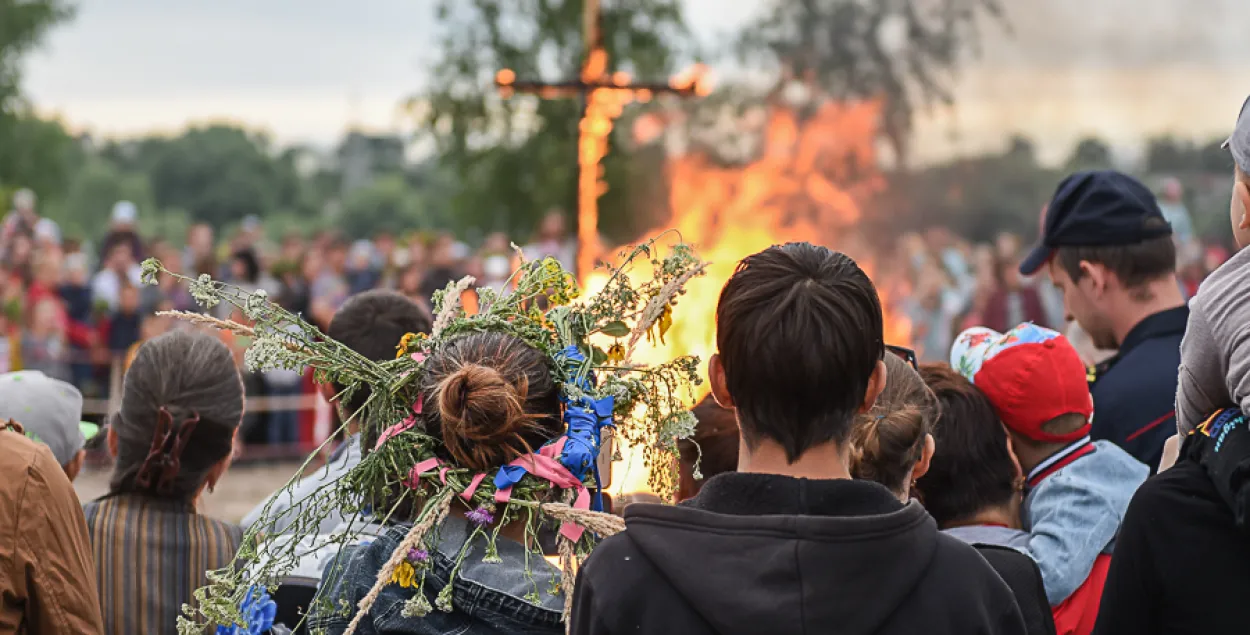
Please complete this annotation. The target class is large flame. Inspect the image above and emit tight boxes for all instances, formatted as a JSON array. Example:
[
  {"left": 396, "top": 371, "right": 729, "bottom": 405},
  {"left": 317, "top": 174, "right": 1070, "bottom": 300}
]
[{"left": 597, "top": 100, "right": 912, "bottom": 495}]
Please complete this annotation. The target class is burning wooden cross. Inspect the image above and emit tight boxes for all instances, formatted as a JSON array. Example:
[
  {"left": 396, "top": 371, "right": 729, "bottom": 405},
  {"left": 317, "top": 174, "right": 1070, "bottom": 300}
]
[{"left": 495, "top": 0, "right": 709, "bottom": 276}]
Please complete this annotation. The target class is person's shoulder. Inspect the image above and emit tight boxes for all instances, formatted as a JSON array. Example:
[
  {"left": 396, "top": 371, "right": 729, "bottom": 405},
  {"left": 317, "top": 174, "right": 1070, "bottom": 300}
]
[
  {"left": 0, "top": 428, "right": 55, "bottom": 484},
  {"left": 927, "top": 532, "right": 1011, "bottom": 589}
]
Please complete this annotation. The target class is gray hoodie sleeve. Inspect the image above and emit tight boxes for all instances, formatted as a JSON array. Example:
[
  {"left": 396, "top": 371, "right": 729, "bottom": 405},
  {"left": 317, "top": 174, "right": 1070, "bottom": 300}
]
[{"left": 1176, "top": 309, "right": 1224, "bottom": 437}]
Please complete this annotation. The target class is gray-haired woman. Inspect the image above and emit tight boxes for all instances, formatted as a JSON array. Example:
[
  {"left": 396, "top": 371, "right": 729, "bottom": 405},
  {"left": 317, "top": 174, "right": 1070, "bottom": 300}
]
[{"left": 83, "top": 330, "right": 245, "bottom": 635}]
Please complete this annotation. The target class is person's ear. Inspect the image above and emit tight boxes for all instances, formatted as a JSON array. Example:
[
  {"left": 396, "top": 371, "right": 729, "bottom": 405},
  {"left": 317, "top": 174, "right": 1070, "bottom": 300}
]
[
  {"left": 859, "top": 359, "right": 888, "bottom": 413},
  {"left": 107, "top": 426, "right": 119, "bottom": 458},
  {"left": 64, "top": 449, "right": 86, "bottom": 482},
  {"left": 911, "top": 433, "right": 935, "bottom": 483},
  {"left": 1078, "top": 260, "right": 1107, "bottom": 296},
  {"left": 1003, "top": 424, "right": 1025, "bottom": 481},
  {"left": 708, "top": 353, "right": 735, "bottom": 410},
  {"left": 1236, "top": 179, "right": 1250, "bottom": 230}
]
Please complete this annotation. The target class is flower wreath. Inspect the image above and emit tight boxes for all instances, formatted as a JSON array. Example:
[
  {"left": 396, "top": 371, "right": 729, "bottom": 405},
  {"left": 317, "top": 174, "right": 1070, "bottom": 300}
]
[{"left": 149, "top": 235, "right": 707, "bottom": 635}]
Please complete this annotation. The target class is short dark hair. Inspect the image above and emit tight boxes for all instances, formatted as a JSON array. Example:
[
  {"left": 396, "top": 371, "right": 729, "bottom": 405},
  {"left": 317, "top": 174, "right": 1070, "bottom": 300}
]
[
  {"left": 1055, "top": 233, "right": 1176, "bottom": 292},
  {"left": 914, "top": 364, "right": 1018, "bottom": 527},
  {"left": 715, "top": 243, "right": 883, "bottom": 462},
  {"left": 328, "top": 290, "right": 432, "bottom": 420}
]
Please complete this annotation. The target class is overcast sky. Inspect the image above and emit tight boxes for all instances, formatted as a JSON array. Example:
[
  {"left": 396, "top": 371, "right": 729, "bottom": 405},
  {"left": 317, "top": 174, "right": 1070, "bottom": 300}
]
[{"left": 21, "top": 0, "right": 1250, "bottom": 165}]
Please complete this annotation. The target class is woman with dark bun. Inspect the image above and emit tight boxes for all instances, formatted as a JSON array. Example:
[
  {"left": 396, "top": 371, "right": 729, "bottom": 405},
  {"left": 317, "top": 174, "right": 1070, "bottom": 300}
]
[
  {"left": 314, "top": 331, "right": 567, "bottom": 635},
  {"left": 82, "top": 330, "right": 246, "bottom": 635}
]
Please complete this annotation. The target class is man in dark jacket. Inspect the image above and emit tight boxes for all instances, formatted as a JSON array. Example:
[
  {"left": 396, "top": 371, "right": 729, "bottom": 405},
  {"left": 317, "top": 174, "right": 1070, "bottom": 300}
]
[{"left": 570, "top": 243, "right": 1026, "bottom": 635}]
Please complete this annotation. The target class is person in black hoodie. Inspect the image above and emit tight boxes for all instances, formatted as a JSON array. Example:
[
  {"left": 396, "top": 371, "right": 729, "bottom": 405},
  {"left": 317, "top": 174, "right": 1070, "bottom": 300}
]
[
  {"left": 1093, "top": 407, "right": 1250, "bottom": 635},
  {"left": 570, "top": 242, "right": 1027, "bottom": 635}
]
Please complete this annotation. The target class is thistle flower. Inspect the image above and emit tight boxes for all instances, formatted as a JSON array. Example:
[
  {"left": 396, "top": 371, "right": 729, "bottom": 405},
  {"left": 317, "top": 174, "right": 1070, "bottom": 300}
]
[
  {"left": 188, "top": 274, "right": 221, "bottom": 309},
  {"left": 465, "top": 507, "right": 494, "bottom": 526},
  {"left": 407, "top": 548, "right": 429, "bottom": 564}
]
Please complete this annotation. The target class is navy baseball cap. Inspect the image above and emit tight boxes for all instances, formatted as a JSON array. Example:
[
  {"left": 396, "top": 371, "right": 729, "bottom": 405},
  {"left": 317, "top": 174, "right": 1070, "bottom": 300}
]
[
  {"left": 1019, "top": 170, "right": 1172, "bottom": 276},
  {"left": 1223, "top": 95, "right": 1250, "bottom": 173}
]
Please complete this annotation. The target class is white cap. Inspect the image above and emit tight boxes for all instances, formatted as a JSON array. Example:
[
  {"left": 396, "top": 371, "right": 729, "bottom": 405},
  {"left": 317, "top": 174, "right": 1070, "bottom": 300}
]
[
  {"left": 34, "top": 218, "right": 61, "bottom": 245},
  {"left": 112, "top": 200, "right": 138, "bottom": 225},
  {"left": 13, "top": 189, "right": 35, "bottom": 210}
]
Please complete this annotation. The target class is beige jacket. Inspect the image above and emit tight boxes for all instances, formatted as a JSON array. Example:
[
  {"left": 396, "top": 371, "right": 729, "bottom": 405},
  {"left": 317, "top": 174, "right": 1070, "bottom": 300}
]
[{"left": 0, "top": 421, "right": 103, "bottom": 634}]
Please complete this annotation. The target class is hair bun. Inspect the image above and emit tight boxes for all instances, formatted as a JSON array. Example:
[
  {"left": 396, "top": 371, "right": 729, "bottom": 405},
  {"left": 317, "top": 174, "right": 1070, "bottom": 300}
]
[{"left": 436, "top": 362, "right": 536, "bottom": 470}]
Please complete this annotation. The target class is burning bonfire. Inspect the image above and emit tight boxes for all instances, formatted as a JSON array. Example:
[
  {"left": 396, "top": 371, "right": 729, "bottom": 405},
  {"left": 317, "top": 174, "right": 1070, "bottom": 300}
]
[{"left": 591, "top": 99, "right": 913, "bottom": 494}]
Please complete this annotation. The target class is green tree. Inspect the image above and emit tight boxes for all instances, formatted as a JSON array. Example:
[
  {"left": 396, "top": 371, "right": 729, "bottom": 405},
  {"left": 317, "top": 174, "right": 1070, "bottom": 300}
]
[
  {"left": 46, "top": 157, "right": 155, "bottom": 241},
  {"left": 415, "top": 0, "right": 688, "bottom": 241},
  {"left": 1067, "top": 136, "right": 1114, "bottom": 171},
  {"left": 101, "top": 125, "right": 309, "bottom": 228},
  {"left": 0, "top": 0, "right": 75, "bottom": 193},
  {"left": 735, "top": 0, "right": 1003, "bottom": 165},
  {"left": 338, "top": 174, "right": 427, "bottom": 239}
]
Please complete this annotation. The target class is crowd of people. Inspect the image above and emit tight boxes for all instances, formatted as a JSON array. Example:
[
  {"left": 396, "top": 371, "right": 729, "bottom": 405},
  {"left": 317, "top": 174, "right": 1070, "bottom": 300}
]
[{"left": 5, "top": 99, "right": 1250, "bottom": 635}]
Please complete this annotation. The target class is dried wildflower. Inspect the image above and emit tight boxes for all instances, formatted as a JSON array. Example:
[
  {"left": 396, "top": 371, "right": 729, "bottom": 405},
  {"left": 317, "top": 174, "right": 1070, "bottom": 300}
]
[
  {"left": 401, "top": 593, "right": 432, "bottom": 618},
  {"left": 434, "top": 585, "right": 454, "bottom": 612},
  {"left": 140, "top": 258, "right": 162, "bottom": 286},
  {"left": 242, "top": 289, "right": 268, "bottom": 320},
  {"left": 606, "top": 343, "right": 626, "bottom": 363},
  {"left": 188, "top": 274, "right": 221, "bottom": 309},
  {"left": 407, "top": 548, "right": 429, "bottom": 564},
  {"left": 389, "top": 561, "right": 417, "bottom": 589},
  {"left": 465, "top": 507, "right": 494, "bottom": 526},
  {"left": 243, "top": 336, "right": 304, "bottom": 373},
  {"left": 395, "top": 332, "right": 424, "bottom": 359}
]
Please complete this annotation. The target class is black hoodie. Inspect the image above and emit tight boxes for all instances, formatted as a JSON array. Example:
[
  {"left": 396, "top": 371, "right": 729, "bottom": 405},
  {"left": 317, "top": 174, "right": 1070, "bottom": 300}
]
[{"left": 571, "top": 473, "right": 1027, "bottom": 635}]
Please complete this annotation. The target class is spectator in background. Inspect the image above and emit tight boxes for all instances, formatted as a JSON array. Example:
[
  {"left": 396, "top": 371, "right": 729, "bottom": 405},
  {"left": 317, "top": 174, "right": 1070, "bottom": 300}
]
[
  {"left": 83, "top": 331, "right": 245, "bottom": 635},
  {"left": 420, "top": 233, "right": 460, "bottom": 301},
  {"left": 99, "top": 201, "right": 144, "bottom": 263},
  {"left": 104, "top": 283, "right": 142, "bottom": 361},
  {"left": 22, "top": 297, "right": 70, "bottom": 383},
  {"left": 478, "top": 232, "right": 515, "bottom": 293},
  {"left": 91, "top": 241, "right": 141, "bottom": 312},
  {"left": 916, "top": 364, "right": 1056, "bottom": 635},
  {"left": 0, "top": 419, "right": 105, "bottom": 635},
  {"left": 396, "top": 263, "right": 428, "bottom": 314},
  {"left": 524, "top": 209, "right": 576, "bottom": 271},
  {"left": 2, "top": 188, "right": 38, "bottom": 258},
  {"left": 1157, "top": 177, "right": 1195, "bottom": 251},
  {"left": 1021, "top": 171, "right": 1187, "bottom": 469},
  {"left": 676, "top": 396, "right": 739, "bottom": 502},
  {"left": 310, "top": 238, "right": 350, "bottom": 329},
  {"left": 346, "top": 239, "right": 380, "bottom": 294},
  {"left": 183, "top": 223, "right": 215, "bottom": 275},
  {"left": 981, "top": 256, "right": 1049, "bottom": 332}
]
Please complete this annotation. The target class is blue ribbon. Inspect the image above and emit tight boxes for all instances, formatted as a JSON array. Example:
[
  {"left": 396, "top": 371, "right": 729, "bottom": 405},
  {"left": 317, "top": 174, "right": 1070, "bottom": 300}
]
[
  {"left": 493, "top": 463, "right": 530, "bottom": 491},
  {"left": 554, "top": 394, "right": 615, "bottom": 511},
  {"left": 557, "top": 345, "right": 594, "bottom": 393}
]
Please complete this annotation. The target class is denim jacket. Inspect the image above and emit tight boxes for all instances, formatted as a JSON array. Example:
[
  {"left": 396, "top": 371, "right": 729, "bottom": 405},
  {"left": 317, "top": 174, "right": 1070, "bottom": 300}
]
[
  {"left": 310, "top": 515, "right": 564, "bottom": 635},
  {"left": 1022, "top": 439, "right": 1147, "bottom": 605}
]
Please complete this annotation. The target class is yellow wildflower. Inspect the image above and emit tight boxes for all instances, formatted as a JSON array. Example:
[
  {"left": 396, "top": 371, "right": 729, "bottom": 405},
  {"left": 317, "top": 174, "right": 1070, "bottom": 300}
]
[
  {"left": 396, "top": 332, "right": 420, "bottom": 359},
  {"left": 391, "top": 560, "right": 417, "bottom": 588},
  {"left": 648, "top": 304, "right": 674, "bottom": 345},
  {"left": 607, "top": 343, "right": 626, "bottom": 363}
]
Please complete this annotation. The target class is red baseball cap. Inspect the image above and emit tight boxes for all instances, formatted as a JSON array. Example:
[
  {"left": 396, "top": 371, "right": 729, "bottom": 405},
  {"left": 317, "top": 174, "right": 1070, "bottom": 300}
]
[{"left": 950, "top": 324, "right": 1093, "bottom": 443}]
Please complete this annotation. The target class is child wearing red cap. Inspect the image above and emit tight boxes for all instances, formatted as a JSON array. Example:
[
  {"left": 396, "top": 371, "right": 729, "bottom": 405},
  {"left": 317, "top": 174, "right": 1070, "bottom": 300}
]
[{"left": 952, "top": 323, "right": 1148, "bottom": 635}]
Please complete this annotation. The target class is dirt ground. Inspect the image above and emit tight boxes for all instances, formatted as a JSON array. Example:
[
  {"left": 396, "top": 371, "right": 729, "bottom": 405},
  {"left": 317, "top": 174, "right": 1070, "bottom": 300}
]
[{"left": 74, "top": 461, "right": 306, "bottom": 523}]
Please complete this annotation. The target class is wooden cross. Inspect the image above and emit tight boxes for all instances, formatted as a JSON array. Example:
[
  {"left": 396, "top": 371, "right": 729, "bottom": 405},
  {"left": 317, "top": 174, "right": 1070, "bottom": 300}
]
[{"left": 496, "top": 0, "right": 708, "bottom": 276}]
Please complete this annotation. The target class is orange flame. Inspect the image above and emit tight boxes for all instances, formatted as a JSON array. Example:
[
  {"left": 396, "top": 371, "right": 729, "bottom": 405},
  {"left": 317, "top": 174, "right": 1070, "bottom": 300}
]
[{"left": 597, "top": 100, "right": 912, "bottom": 494}]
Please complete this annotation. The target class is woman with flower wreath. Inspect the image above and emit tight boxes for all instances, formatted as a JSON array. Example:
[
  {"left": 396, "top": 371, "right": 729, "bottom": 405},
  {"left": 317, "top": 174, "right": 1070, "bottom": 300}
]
[{"left": 310, "top": 331, "right": 568, "bottom": 634}]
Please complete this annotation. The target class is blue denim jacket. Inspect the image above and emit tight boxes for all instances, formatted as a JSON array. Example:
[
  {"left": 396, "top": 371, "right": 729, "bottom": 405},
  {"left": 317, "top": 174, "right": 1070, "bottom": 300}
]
[
  {"left": 1022, "top": 439, "right": 1147, "bottom": 605},
  {"left": 310, "top": 515, "right": 564, "bottom": 635}
]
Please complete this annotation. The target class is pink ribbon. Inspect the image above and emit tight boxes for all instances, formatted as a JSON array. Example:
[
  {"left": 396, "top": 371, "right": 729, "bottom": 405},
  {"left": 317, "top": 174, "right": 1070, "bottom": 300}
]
[
  {"left": 460, "top": 473, "right": 487, "bottom": 501},
  {"left": 494, "top": 444, "right": 590, "bottom": 542},
  {"left": 405, "top": 457, "right": 447, "bottom": 488},
  {"left": 373, "top": 398, "right": 425, "bottom": 451}
]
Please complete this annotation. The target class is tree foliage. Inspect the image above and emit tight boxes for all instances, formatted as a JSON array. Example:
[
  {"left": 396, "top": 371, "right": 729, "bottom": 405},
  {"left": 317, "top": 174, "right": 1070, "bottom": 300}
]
[
  {"left": 0, "top": 0, "right": 75, "bottom": 195},
  {"left": 736, "top": 0, "right": 1002, "bottom": 165},
  {"left": 414, "top": 0, "right": 688, "bottom": 240}
]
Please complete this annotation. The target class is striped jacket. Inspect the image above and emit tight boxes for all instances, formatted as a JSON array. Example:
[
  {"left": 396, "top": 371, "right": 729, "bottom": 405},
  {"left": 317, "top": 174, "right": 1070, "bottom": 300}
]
[{"left": 83, "top": 494, "right": 242, "bottom": 635}]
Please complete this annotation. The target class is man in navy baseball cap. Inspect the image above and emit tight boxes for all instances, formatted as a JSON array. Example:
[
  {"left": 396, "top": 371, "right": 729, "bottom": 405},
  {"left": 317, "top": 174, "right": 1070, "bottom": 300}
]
[{"left": 1022, "top": 170, "right": 1186, "bottom": 470}]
